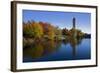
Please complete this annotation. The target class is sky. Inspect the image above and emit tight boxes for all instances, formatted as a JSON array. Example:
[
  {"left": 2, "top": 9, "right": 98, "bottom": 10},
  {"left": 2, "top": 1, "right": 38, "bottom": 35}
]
[{"left": 23, "top": 10, "right": 91, "bottom": 33}]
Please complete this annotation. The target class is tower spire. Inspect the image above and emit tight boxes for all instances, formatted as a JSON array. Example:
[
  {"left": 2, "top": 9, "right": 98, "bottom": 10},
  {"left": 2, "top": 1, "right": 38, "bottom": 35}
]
[{"left": 73, "top": 17, "right": 76, "bottom": 29}]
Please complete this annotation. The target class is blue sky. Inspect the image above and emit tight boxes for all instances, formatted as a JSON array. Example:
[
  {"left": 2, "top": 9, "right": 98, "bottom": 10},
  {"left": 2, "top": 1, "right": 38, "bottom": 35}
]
[{"left": 23, "top": 10, "right": 91, "bottom": 33}]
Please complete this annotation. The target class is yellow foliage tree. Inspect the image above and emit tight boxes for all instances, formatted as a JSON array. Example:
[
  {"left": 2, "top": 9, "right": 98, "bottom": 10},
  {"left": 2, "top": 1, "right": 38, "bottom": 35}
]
[
  {"left": 32, "top": 22, "right": 44, "bottom": 39},
  {"left": 23, "top": 22, "right": 43, "bottom": 39},
  {"left": 47, "top": 24, "right": 55, "bottom": 40}
]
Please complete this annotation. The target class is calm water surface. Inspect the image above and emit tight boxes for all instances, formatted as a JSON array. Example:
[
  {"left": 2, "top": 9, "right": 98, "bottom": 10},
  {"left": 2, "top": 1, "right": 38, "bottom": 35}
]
[{"left": 23, "top": 38, "right": 91, "bottom": 62}]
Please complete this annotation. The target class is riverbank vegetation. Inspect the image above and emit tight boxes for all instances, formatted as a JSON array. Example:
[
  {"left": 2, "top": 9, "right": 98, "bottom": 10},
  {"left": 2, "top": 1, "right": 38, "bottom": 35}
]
[{"left": 23, "top": 21, "right": 90, "bottom": 47}]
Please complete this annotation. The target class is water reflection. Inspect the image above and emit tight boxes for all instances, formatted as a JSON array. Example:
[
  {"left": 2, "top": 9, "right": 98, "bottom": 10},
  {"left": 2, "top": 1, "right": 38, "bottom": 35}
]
[
  {"left": 23, "top": 37, "right": 85, "bottom": 62},
  {"left": 64, "top": 37, "right": 83, "bottom": 57},
  {"left": 23, "top": 40, "right": 61, "bottom": 59},
  {"left": 61, "top": 37, "right": 83, "bottom": 57}
]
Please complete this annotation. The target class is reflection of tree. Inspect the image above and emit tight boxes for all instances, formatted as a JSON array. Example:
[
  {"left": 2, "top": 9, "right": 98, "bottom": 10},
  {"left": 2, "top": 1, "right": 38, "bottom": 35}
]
[
  {"left": 23, "top": 36, "right": 83, "bottom": 59},
  {"left": 43, "top": 40, "right": 56, "bottom": 55},
  {"left": 23, "top": 42, "right": 44, "bottom": 59},
  {"left": 69, "top": 36, "right": 83, "bottom": 56},
  {"left": 23, "top": 40, "right": 61, "bottom": 59},
  {"left": 62, "top": 39, "right": 69, "bottom": 45},
  {"left": 62, "top": 36, "right": 83, "bottom": 57}
]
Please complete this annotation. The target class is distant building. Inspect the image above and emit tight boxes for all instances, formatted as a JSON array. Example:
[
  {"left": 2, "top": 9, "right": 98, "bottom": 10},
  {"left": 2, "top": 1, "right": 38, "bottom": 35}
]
[
  {"left": 71, "top": 17, "right": 77, "bottom": 38},
  {"left": 73, "top": 17, "right": 76, "bottom": 29}
]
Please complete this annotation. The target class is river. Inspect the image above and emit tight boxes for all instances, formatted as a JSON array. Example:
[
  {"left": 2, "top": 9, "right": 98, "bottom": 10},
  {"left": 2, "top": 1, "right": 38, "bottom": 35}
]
[{"left": 23, "top": 38, "right": 91, "bottom": 62}]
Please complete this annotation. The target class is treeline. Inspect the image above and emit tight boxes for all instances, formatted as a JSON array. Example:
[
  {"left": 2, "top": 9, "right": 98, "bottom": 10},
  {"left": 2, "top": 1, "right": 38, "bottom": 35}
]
[
  {"left": 23, "top": 21, "right": 85, "bottom": 40},
  {"left": 23, "top": 21, "right": 62, "bottom": 40}
]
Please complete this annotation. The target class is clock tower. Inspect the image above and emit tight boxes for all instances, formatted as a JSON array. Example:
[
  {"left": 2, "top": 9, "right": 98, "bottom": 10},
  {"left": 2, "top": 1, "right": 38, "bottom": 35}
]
[{"left": 73, "top": 17, "right": 76, "bottom": 29}]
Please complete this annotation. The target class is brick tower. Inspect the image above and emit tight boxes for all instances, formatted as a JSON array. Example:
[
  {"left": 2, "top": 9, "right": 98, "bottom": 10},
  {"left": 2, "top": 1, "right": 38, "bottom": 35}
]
[{"left": 73, "top": 17, "right": 76, "bottom": 29}]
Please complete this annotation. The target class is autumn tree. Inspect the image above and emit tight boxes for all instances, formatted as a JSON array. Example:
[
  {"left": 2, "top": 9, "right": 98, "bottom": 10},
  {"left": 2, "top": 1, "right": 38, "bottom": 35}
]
[
  {"left": 32, "top": 22, "right": 44, "bottom": 39},
  {"left": 23, "top": 22, "right": 43, "bottom": 39},
  {"left": 62, "top": 28, "right": 69, "bottom": 35},
  {"left": 76, "top": 29, "right": 84, "bottom": 38},
  {"left": 47, "top": 24, "right": 55, "bottom": 40},
  {"left": 23, "top": 22, "right": 34, "bottom": 38},
  {"left": 54, "top": 27, "right": 62, "bottom": 40},
  {"left": 39, "top": 22, "right": 55, "bottom": 40}
]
